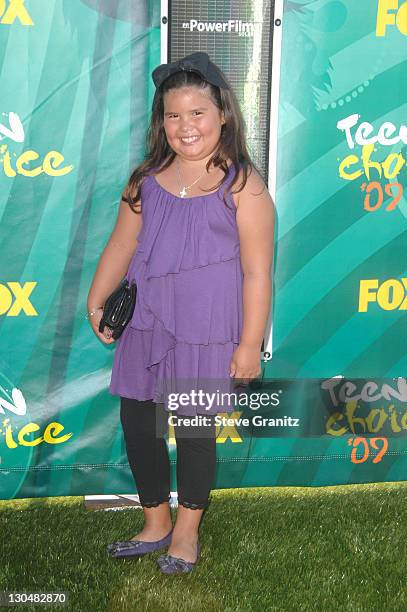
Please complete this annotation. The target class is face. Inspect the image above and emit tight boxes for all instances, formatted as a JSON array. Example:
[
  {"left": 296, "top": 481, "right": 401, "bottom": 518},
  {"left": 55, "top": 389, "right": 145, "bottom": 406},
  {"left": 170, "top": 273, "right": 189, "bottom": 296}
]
[{"left": 162, "top": 86, "right": 225, "bottom": 162}]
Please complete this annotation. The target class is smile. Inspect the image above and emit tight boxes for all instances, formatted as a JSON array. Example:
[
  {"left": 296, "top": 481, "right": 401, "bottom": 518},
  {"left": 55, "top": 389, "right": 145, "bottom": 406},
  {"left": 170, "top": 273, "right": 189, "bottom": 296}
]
[{"left": 179, "top": 135, "right": 201, "bottom": 144}]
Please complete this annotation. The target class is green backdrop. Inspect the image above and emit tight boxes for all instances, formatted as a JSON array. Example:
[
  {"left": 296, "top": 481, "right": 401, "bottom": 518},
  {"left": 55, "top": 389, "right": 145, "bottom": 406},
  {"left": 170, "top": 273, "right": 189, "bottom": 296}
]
[{"left": 1, "top": 0, "right": 407, "bottom": 500}]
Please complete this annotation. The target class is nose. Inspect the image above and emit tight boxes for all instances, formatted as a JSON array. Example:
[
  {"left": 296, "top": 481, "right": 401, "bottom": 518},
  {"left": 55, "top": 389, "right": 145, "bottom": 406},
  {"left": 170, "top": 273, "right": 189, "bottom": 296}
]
[{"left": 179, "top": 116, "right": 192, "bottom": 131}]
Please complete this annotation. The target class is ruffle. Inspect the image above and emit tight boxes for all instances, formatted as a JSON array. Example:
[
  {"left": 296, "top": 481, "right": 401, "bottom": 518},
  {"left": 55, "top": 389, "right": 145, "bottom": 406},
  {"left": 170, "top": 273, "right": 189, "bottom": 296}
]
[
  {"left": 127, "top": 174, "right": 240, "bottom": 280},
  {"left": 109, "top": 164, "right": 244, "bottom": 415},
  {"left": 109, "top": 325, "right": 241, "bottom": 415},
  {"left": 128, "top": 257, "right": 243, "bottom": 347}
]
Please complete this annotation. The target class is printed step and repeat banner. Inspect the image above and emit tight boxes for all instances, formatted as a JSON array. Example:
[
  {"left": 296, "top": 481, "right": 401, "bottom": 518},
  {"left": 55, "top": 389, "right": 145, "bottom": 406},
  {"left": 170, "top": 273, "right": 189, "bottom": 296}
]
[{"left": 1, "top": 0, "right": 407, "bottom": 499}]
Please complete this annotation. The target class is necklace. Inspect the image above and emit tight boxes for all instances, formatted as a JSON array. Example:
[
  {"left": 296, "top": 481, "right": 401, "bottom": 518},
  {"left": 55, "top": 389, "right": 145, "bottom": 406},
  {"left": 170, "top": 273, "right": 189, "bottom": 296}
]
[{"left": 176, "top": 157, "right": 207, "bottom": 198}]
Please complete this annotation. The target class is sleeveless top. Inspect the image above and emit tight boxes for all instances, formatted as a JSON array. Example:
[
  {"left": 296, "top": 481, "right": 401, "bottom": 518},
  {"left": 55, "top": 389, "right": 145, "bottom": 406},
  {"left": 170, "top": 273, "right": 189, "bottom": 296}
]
[{"left": 109, "top": 163, "right": 244, "bottom": 416}]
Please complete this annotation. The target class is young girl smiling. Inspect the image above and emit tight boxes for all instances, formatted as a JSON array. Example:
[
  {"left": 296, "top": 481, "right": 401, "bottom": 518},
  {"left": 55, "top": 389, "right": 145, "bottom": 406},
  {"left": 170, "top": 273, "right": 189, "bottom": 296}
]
[{"left": 87, "top": 52, "right": 275, "bottom": 574}]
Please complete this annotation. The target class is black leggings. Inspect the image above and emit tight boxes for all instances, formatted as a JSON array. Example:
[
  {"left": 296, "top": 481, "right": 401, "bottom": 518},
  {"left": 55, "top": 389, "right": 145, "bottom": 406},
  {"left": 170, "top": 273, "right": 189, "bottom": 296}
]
[{"left": 120, "top": 397, "right": 217, "bottom": 509}]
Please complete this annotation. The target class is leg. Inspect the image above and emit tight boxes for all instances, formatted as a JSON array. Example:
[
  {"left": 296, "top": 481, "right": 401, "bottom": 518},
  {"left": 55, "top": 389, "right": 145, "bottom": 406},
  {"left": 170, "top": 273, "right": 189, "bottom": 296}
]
[
  {"left": 120, "top": 397, "right": 173, "bottom": 540},
  {"left": 168, "top": 415, "right": 217, "bottom": 562}
]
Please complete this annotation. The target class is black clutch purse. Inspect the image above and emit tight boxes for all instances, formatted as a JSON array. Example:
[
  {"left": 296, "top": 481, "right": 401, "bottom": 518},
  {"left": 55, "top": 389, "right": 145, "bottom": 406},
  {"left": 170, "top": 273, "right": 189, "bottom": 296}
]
[{"left": 99, "top": 278, "right": 137, "bottom": 340}]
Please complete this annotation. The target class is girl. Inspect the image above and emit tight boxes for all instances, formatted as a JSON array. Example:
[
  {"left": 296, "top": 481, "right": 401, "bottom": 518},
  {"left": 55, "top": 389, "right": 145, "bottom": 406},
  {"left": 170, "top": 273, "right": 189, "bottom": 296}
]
[{"left": 87, "top": 52, "right": 274, "bottom": 574}]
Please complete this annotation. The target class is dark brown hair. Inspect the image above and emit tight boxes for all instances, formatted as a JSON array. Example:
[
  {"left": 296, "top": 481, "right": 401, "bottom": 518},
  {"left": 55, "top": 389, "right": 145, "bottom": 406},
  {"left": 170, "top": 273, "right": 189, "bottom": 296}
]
[{"left": 122, "top": 69, "right": 261, "bottom": 213}]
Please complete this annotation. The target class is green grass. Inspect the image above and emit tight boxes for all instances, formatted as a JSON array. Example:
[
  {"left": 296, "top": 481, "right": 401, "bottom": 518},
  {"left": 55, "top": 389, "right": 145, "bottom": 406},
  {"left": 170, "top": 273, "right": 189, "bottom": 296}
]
[{"left": 1, "top": 483, "right": 407, "bottom": 611}]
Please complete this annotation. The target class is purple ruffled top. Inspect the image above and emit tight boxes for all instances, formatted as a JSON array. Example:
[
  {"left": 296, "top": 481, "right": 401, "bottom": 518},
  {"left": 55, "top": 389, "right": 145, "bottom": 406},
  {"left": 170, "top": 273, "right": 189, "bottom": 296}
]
[{"left": 109, "top": 164, "right": 244, "bottom": 416}]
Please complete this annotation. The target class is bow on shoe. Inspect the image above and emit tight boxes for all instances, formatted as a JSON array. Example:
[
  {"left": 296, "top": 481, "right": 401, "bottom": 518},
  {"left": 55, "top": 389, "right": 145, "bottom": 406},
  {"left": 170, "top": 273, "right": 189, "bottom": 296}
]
[
  {"left": 107, "top": 540, "right": 144, "bottom": 555},
  {"left": 157, "top": 543, "right": 201, "bottom": 574},
  {"left": 107, "top": 529, "right": 174, "bottom": 558},
  {"left": 157, "top": 553, "right": 196, "bottom": 573}
]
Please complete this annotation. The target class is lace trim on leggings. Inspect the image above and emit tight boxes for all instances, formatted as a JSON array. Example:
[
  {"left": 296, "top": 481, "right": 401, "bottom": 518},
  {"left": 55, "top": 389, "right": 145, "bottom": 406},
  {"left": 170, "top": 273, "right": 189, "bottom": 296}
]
[
  {"left": 139, "top": 495, "right": 212, "bottom": 510},
  {"left": 139, "top": 494, "right": 171, "bottom": 508},
  {"left": 177, "top": 495, "right": 212, "bottom": 510}
]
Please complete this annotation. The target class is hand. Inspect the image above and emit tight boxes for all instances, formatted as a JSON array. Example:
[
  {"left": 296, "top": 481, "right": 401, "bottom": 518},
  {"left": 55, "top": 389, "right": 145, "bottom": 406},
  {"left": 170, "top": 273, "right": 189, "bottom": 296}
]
[
  {"left": 87, "top": 308, "right": 116, "bottom": 345},
  {"left": 229, "top": 344, "right": 262, "bottom": 385}
]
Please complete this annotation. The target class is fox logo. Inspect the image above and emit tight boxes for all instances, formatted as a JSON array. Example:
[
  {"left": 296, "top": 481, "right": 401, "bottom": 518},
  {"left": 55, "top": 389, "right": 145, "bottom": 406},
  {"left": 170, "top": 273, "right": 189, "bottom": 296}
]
[
  {"left": 376, "top": 0, "right": 407, "bottom": 36},
  {"left": 0, "top": 282, "right": 37, "bottom": 316},
  {"left": 0, "top": 0, "right": 33, "bottom": 26},
  {"left": 358, "top": 279, "right": 407, "bottom": 312}
]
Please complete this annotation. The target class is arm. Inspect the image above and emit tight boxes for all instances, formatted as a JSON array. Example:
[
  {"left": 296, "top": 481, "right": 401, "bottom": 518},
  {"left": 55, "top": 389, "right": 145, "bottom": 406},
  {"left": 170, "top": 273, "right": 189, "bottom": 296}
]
[
  {"left": 230, "top": 170, "right": 275, "bottom": 380},
  {"left": 87, "top": 197, "right": 142, "bottom": 342}
]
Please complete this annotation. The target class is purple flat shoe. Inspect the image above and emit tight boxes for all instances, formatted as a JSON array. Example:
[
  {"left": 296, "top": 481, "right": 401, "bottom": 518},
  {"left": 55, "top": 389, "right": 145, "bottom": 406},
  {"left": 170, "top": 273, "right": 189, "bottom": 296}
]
[
  {"left": 157, "top": 542, "right": 201, "bottom": 574},
  {"left": 107, "top": 528, "right": 173, "bottom": 559}
]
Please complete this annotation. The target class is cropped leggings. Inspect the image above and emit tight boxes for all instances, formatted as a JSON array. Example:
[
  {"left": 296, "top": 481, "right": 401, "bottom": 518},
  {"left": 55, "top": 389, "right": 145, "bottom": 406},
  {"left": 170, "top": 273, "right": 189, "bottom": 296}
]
[{"left": 120, "top": 397, "right": 217, "bottom": 510}]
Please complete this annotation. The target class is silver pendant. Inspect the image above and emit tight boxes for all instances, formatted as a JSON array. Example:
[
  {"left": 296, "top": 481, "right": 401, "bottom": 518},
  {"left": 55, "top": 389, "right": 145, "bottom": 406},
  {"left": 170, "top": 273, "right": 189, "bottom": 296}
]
[{"left": 179, "top": 187, "right": 187, "bottom": 198}]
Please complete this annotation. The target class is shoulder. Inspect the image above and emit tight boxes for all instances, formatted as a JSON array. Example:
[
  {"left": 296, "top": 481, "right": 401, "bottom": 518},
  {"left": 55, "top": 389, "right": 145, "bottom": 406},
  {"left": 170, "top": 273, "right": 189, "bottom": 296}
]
[
  {"left": 121, "top": 175, "right": 152, "bottom": 212},
  {"left": 121, "top": 193, "right": 142, "bottom": 213},
  {"left": 232, "top": 165, "right": 272, "bottom": 209}
]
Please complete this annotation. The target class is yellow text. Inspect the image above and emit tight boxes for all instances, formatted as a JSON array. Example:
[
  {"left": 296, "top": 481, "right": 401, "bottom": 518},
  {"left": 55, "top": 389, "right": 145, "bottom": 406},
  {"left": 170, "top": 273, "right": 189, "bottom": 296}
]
[
  {"left": 326, "top": 401, "right": 407, "bottom": 435},
  {"left": 2, "top": 419, "right": 73, "bottom": 449},
  {"left": 376, "top": 0, "right": 407, "bottom": 36},
  {"left": 0, "top": 0, "right": 33, "bottom": 26},
  {"left": 339, "top": 144, "right": 405, "bottom": 181},
  {"left": 358, "top": 278, "right": 407, "bottom": 312},
  {"left": 0, "top": 282, "right": 37, "bottom": 317},
  {"left": 0, "top": 145, "right": 73, "bottom": 178}
]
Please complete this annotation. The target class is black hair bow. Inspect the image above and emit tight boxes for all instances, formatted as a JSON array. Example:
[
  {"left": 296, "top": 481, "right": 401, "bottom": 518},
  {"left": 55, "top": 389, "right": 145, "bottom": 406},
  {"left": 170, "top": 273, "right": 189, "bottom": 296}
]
[{"left": 152, "top": 51, "right": 229, "bottom": 90}]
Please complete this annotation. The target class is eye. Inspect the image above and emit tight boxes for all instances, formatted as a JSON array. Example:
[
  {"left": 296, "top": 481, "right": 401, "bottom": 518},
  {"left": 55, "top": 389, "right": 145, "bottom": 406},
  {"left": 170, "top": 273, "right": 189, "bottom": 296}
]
[{"left": 192, "top": 111, "right": 203, "bottom": 116}]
